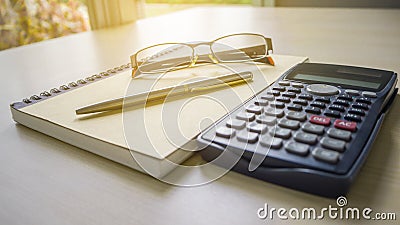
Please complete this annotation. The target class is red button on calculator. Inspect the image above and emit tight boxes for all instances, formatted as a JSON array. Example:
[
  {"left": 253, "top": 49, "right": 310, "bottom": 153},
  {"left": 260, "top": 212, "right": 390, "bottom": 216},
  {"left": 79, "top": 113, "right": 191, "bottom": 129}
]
[
  {"left": 334, "top": 119, "right": 357, "bottom": 132},
  {"left": 310, "top": 115, "right": 331, "bottom": 126}
]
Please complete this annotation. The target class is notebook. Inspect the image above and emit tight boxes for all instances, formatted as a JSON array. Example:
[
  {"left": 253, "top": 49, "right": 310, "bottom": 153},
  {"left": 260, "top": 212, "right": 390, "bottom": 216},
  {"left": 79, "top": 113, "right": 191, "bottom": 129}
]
[{"left": 10, "top": 54, "right": 308, "bottom": 178}]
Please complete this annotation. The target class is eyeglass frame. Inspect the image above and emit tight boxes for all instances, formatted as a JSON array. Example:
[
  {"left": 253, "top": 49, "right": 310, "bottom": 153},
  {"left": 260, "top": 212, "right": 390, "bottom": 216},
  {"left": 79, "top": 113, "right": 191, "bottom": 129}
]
[{"left": 130, "top": 33, "right": 274, "bottom": 77}]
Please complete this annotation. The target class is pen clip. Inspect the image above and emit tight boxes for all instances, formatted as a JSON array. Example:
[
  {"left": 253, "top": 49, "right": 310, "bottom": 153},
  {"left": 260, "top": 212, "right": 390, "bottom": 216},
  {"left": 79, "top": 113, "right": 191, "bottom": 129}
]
[{"left": 189, "top": 77, "right": 252, "bottom": 92}]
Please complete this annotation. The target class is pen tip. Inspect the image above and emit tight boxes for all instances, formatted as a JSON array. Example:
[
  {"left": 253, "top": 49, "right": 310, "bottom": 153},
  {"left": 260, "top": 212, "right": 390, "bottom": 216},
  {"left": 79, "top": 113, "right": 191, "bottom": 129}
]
[{"left": 75, "top": 108, "right": 86, "bottom": 115}]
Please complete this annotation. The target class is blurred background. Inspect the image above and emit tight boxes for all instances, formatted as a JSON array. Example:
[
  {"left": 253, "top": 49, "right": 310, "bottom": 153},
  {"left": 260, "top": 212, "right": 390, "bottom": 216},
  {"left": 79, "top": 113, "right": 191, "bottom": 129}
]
[
  {"left": 1, "top": 0, "right": 399, "bottom": 51},
  {"left": 0, "top": 0, "right": 253, "bottom": 51},
  {"left": 1, "top": 0, "right": 89, "bottom": 50}
]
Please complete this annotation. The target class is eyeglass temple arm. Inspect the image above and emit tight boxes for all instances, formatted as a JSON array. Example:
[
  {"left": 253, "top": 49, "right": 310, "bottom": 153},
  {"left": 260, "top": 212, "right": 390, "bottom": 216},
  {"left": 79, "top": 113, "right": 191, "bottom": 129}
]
[
  {"left": 265, "top": 37, "right": 273, "bottom": 54},
  {"left": 130, "top": 55, "right": 138, "bottom": 77},
  {"left": 234, "top": 44, "right": 274, "bottom": 65}
]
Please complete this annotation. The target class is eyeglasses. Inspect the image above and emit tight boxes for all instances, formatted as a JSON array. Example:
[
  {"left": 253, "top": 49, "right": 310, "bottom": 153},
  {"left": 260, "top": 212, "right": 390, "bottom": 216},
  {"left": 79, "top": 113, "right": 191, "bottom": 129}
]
[{"left": 130, "top": 33, "right": 274, "bottom": 77}]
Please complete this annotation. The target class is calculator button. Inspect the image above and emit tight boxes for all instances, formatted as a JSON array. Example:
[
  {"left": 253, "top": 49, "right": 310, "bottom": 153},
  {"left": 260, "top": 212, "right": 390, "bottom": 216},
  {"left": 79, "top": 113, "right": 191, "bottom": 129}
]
[
  {"left": 270, "top": 127, "right": 292, "bottom": 139},
  {"left": 306, "top": 84, "right": 339, "bottom": 96},
  {"left": 333, "top": 99, "right": 350, "bottom": 107},
  {"left": 267, "top": 90, "right": 280, "bottom": 96},
  {"left": 246, "top": 105, "right": 264, "bottom": 114},
  {"left": 320, "top": 137, "right": 346, "bottom": 152},
  {"left": 362, "top": 91, "right": 377, "bottom": 98},
  {"left": 310, "top": 102, "right": 326, "bottom": 109},
  {"left": 261, "top": 94, "right": 275, "bottom": 101},
  {"left": 302, "top": 122, "right": 324, "bottom": 135},
  {"left": 265, "top": 108, "right": 285, "bottom": 118},
  {"left": 237, "top": 131, "right": 259, "bottom": 143},
  {"left": 216, "top": 126, "right": 236, "bottom": 138},
  {"left": 348, "top": 108, "right": 365, "bottom": 116},
  {"left": 260, "top": 135, "right": 283, "bottom": 149},
  {"left": 278, "top": 81, "right": 290, "bottom": 86},
  {"left": 285, "top": 141, "right": 309, "bottom": 156},
  {"left": 291, "top": 83, "right": 304, "bottom": 88},
  {"left": 287, "top": 111, "right": 307, "bottom": 122},
  {"left": 356, "top": 97, "right": 372, "bottom": 104},
  {"left": 344, "top": 114, "right": 362, "bottom": 122},
  {"left": 294, "top": 132, "right": 318, "bottom": 144},
  {"left": 270, "top": 101, "right": 285, "bottom": 109},
  {"left": 312, "top": 148, "right": 340, "bottom": 164},
  {"left": 278, "top": 118, "right": 300, "bottom": 130},
  {"left": 345, "top": 89, "right": 360, "bottom": 96},
  {"left": 287, "top": 104, "right": 303, "bottom": 112},
  {"left": 282, "top": 92, "right": 297, "bottom": 98},
  {"left": 329, "top": 104, "right": 345, "bottom": 112},
  {"left": 273, "top": 86, "right": 286, "bottom": 92},
  {"left": 305, "top": 107, "right": 322, "bottom": 115},
  {"left": 334, "top": 119, "right": 357, "bottom": 132},
  {"left": 236, "top": 111, "right": 255, "bottom": 121},
  {"left": 254, "top": 99, "right": 269, "bottom": 106},
  {"left": 276, "top": 97, "right": 291, "bottom": 103},
  {"left": 298, "top": 94, "right": 313, "bottom": 100},
  {"left": 256, "top": 115, "right": 278, "bottom": 125},
  {"left": 310, "top": 115, "right": 331, "bottom": 126},
  {"left": 288, "top": 87, "right": 302, "bottom": 93},
  {"left": 247, "top": 122, "right": 268, "bottom": 134},
  {"left": 315, "top": 97, "right": 331, "bottom": 103},
  {"left": 337, "top": 94, "right": 353, "bottom": 101},
  {"left": 327, "top": 128, "right": 352, "bottom": 141},
  {"left": 324, "top": 110, "right": 341, "bottom": 118},
  {"left": 226, "top": 119, "right": 246, "bottom": 129},
  {"left": 352, "top": 102, "right": 369, "bottom": 110},
  {"left": 292, "top": 99, "right": 308, "bottom": 106}
]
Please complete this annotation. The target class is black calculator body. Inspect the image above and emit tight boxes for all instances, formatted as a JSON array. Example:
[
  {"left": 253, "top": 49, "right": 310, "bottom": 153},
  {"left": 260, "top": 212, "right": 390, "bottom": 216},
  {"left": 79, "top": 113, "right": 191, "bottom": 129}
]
[{"left": 197, "top": 63, "right": 398, "bottom": 198}]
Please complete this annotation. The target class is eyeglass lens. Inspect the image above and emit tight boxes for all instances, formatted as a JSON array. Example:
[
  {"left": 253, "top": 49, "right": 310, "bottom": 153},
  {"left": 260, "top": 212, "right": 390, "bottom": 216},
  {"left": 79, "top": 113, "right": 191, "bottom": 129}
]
[
  {"left": 137, "top": 44, "right": 193, "bottom": 73},
  {"left": 212, "top": 34, "right": 267, "bottom": 62}
]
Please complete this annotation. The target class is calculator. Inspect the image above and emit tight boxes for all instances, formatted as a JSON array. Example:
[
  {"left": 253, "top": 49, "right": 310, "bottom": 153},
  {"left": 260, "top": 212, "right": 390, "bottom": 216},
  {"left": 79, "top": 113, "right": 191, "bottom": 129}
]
[{"left": 197, "top": 63, "right": 398, "bottom": 198}]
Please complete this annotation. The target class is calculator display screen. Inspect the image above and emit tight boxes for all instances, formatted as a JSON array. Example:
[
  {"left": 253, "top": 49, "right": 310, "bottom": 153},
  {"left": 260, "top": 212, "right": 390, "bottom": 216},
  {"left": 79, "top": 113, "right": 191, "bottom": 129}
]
[
  {"left": 285, "top": 63, "right": 394, "bottom": 91},
  {"left": 293, "top": 73, "right": 381, "bottom": 89}
]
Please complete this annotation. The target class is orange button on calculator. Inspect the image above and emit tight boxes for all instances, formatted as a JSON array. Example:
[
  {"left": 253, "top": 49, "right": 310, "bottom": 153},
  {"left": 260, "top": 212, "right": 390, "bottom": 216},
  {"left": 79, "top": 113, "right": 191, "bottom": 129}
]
[
  {"left": 310, "top": 115, "right": 331, "bottom": 126},
  {"left": 334, "top": 119, "right": 357, "bottom": 132}
]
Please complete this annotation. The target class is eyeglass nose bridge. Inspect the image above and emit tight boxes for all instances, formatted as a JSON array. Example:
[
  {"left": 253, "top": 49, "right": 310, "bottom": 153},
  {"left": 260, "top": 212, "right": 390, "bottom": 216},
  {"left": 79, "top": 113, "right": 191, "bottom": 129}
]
[
  {"left": 186, "top": 41, "right": 213, "bottom": 48},
  {"left": 186, "top": 41, "right": 220, "bottom": 67},
  {"left": 189, "top": 54, "right": 220, "bottom": 68}
]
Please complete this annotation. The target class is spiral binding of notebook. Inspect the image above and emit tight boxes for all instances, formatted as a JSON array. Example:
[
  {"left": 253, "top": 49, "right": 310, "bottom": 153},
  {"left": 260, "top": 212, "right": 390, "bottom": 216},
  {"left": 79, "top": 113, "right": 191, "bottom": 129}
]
[{"left": 18, "top": 63, "right": 132, "bottom": 106}]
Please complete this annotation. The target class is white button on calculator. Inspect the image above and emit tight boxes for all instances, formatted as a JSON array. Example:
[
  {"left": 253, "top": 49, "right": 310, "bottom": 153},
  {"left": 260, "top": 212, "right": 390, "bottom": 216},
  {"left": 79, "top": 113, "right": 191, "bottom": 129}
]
[
  {"left": 362, "top": 91, "right": 377, "bottom": 98},
  {"left": 345, "top": 89, "right": 360, "bottom": 95},
  {"left": 306, "top": 84, "right": 339, "bottom": 96}
]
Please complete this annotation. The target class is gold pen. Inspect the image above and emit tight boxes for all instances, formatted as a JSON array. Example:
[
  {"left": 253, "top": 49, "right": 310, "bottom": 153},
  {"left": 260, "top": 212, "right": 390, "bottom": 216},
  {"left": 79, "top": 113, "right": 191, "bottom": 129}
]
[{"left": 75, "top": 71, "right": 253, "bottom": 115}]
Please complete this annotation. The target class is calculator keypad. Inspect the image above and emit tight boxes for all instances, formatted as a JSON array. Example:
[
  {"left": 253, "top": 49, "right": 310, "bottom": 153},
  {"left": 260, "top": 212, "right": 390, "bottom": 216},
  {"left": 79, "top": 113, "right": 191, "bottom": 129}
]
[
  {"left": 302, "top": 122, "right": 325, "bottom": 135},
  {"left": 236, "top": 112, "right": 255, "bottom": 121},
  {"left": 305, "top": 107, "right": 321, "bottom": 114},
  {"left": 216, "top": 127, "right": 236, "bottom": 138},
  {"left": 286, "top": 111, "right": 307, "bottom": 121},
  {"left": 270, "top": 127, "right": 292, "bottom": 139},
  {"left": 202, "top": 80, "right": 376, "bottom": 174},
  {"left": 327, "top": 128, "right": 351, "bottom": 141},
  {"left": 226, "top": 119, "right": 246, "bottom": 129},
  {"left": 260, "top": 135, "right": 283, "bottom": 149},
  {"left": 312, "top": 148, "right": 340, "bottom": 164}
]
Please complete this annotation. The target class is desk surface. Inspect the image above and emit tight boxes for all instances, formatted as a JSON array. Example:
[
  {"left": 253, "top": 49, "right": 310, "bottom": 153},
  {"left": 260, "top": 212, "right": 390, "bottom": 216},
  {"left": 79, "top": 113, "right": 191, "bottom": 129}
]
[{"left": 1, "top": 6, "right": 399, "bottom": 225}]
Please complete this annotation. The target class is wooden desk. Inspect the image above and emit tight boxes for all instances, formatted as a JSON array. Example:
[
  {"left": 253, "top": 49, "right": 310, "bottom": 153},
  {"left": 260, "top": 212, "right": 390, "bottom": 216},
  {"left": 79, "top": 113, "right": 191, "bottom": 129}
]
[{"left": 1, "top": 6, "right": 399, "bottom": 225}]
